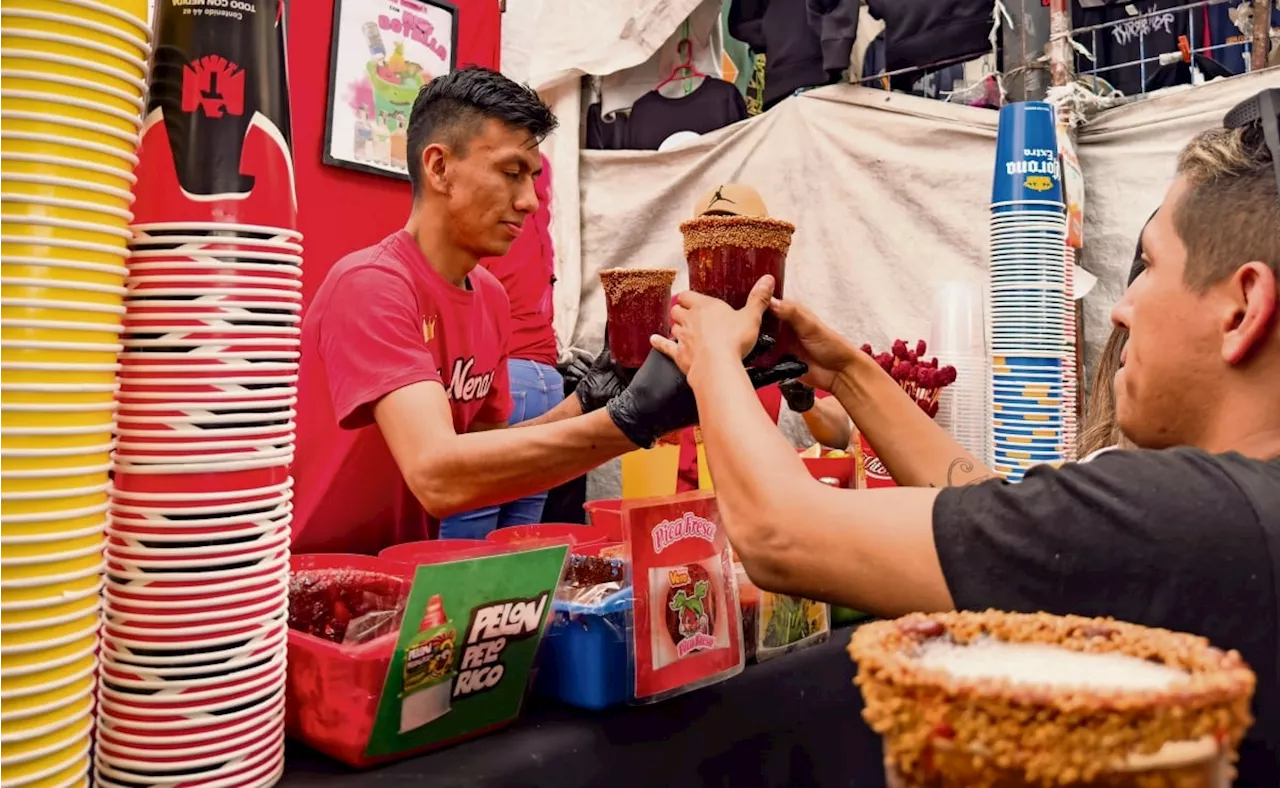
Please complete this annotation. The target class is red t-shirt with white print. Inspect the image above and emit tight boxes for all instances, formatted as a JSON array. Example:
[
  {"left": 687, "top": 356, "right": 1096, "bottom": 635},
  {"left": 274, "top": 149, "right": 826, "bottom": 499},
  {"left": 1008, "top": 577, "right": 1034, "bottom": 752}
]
[{"left": 292, "top": 231, "right": 512, "bottom": 555}]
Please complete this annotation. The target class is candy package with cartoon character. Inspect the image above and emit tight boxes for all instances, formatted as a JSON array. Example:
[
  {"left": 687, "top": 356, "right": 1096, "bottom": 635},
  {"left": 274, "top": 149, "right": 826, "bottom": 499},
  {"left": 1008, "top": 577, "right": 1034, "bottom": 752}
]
[{"left": 623, "top": 491, "right": 744, "bottom": 704}]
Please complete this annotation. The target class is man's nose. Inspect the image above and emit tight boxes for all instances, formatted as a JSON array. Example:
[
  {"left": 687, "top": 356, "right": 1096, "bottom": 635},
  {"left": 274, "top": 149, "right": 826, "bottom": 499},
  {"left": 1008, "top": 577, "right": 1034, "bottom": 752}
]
[{"left": 514, "top": 179, "right": 538, "bottom": 214}]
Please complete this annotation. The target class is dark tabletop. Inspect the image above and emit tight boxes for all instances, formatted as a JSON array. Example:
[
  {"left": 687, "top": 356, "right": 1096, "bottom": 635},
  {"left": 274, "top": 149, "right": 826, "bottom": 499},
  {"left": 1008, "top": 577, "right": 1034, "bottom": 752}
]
[{"left": 282, "top": 628, "right": 887, "bottom": 788}]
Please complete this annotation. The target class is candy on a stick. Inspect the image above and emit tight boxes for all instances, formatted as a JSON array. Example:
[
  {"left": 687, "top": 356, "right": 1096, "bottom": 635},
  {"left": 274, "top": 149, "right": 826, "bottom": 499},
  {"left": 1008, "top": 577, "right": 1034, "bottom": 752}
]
[{"left": 861, "top": 338, "right": 957, "bottom": 418}]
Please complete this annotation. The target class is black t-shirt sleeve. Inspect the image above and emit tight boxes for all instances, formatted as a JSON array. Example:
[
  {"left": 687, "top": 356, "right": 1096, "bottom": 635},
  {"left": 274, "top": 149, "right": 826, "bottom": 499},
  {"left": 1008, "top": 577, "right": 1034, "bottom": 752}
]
[{"left": 933, "top": 448, "right": 1271, "bottom": 629}]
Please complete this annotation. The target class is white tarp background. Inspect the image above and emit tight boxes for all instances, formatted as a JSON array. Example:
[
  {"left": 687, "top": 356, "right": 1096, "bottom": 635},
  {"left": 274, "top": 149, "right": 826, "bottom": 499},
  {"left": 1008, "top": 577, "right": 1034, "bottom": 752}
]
[{"left": 499, "top": 5, "right": 1277, "bottom": 497}]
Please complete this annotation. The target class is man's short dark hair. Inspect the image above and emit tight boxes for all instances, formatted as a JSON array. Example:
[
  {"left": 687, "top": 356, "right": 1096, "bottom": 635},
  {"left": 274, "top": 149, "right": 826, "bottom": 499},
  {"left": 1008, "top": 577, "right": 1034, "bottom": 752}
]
[{"left": 406, "top": 66, "right": 558, "bottom": 198}]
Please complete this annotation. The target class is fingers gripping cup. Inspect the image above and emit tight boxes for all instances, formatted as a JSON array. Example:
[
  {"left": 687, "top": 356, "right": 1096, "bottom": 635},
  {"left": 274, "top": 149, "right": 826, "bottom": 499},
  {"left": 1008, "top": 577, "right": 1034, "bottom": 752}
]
[
  {"left": 599, "top": 268, "right": 677, "bottom": 369},
  {"left": 679, "top": 184, "right": 795, "bottom": 367}
]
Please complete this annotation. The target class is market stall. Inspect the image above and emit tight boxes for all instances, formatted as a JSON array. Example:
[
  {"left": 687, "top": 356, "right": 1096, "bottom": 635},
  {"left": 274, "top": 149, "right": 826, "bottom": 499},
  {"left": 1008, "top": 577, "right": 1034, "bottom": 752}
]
[{"left": 3, "top": 1, "right": 1277, "bottom": 787}]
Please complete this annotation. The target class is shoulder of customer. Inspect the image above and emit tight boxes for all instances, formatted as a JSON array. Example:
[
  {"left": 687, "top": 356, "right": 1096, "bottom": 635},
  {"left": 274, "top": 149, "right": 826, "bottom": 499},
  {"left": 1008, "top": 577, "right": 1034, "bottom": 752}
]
[{"left": 932, "top": 447, "right": 1278, "bottom": 621}]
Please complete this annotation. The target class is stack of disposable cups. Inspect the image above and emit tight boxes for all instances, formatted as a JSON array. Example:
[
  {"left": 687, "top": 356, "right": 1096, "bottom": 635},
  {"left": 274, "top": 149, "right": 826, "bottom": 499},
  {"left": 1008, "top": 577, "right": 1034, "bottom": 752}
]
[
  {"left": 2, "top": 1, "right": 153, "bottom": 785},
  {"left": 95, "top": 2, "right": 295, "bottom": 786},
  {"left": 928, "top": 281, "right": 991, "bottom": 466},
  {"left": 988, "top": 101, "right": 1078, "bottom": 483}
]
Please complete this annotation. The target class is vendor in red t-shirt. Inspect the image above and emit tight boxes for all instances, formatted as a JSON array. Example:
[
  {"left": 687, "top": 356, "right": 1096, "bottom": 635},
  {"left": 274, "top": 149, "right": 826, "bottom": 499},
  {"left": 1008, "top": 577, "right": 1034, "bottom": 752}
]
[
  {"left": 675, "top": 381, "right": 851, "bottom": 492},
  {"left": 292, "top": 68, "right": 735, "bottom": 555}
]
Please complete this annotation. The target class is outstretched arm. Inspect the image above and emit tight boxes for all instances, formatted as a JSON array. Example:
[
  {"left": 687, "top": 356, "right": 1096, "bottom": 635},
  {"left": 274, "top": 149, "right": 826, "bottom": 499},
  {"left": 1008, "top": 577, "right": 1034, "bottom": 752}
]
[
  {"left": 770, "top": 299, "right": 994, "bottom": 488},
  {"left": 377, "top": 381, "right": 633, "bottom": 519},
  {"left": 653, "top": 278, "right": 953, "bottom": 615}
]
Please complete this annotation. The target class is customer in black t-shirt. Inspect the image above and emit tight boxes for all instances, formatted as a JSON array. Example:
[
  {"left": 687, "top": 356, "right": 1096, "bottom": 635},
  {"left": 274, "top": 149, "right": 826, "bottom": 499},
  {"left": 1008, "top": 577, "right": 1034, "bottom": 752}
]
[{"left": 653, "top": 113, "right": 1280, "bottom": 783}]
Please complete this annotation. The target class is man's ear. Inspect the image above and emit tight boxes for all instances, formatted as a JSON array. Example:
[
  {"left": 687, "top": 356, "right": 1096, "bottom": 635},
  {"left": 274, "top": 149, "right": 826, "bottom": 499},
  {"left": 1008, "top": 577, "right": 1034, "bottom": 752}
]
[
  {"left": 420, "top": 143, "right": 451, "bottom": 196},
  {"left": 1221, "top": 261, "right": 1277, "bottom": 365}
]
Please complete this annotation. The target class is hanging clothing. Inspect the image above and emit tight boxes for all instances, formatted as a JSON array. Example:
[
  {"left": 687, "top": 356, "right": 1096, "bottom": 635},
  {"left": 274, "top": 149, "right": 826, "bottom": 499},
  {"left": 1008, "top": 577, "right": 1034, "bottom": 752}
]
[
  {"left": 730, "top": 0, "right": 837, "bottom": 109},
  {"left": 720, "top": 0, "right": 756, "bottom": 95},
  {"left": 624, "top": 78, "right": 748, "bottom": 151},
  {"left": 1206, "top": 1, "right": 1280, "bottom": 75},
  {"left": 585, "top": 102, "right": 630, "bottom": 151},
  {"left": 861, "top": 29, "right": 967, "bottom": 98},
  {"left": 1142, "top": 52, "right": 1235, "bottom": 91},
  {"left": 805, "top": 0, "right": 861, "bottom": 74},
  {"left": 864, "top": 0, "right": 993, "bottom": 76}
]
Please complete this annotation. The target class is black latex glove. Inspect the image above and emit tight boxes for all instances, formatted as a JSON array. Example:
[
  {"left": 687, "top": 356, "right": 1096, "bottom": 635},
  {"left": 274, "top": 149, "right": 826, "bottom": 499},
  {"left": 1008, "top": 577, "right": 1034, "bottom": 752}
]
[
  {"left": 559, "top": 352, "right": 592, "bottom": 396},
  {"left": 574, "top": 331, "right": 634, "bottom": 413},
  {"left": 606, "top": 348, "right": 809, "bottom": 448},
  {"left": 780, "top": 380, "right": 815, "bottom": 413}
]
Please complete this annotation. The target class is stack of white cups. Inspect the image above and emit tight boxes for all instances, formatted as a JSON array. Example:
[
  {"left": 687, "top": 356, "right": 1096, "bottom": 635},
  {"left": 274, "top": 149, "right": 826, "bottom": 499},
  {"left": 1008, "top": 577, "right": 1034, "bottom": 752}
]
[{"left": 928, "top": 281, "right": 991, "bottom": 466}]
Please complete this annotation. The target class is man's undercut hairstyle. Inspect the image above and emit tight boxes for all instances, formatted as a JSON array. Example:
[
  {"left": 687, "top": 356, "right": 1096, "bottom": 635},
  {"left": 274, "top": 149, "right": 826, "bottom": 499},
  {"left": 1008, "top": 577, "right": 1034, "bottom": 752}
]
[
  {"left": 406, "top": 66, "right": 558, "bottom": 198},
  {"left": 1173, "top": 125, "right": 1280, "bottom": 291}
]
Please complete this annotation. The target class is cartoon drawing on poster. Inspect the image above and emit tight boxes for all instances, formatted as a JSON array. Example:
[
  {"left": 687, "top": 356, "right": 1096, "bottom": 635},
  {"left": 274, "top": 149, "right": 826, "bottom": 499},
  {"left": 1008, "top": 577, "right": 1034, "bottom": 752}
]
[
  {"left": 650, "top": 560, "right": 728, "bottom": 670},
  {"left": 323, "top": 0, "right": 458, "bottom": 179}
]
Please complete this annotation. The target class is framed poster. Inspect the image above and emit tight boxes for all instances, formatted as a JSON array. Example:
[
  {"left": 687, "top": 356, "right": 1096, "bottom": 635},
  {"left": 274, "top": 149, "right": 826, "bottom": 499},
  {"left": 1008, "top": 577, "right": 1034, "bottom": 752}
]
[{"left": 323, "top": 0, "right": 459, "bottom": 180}]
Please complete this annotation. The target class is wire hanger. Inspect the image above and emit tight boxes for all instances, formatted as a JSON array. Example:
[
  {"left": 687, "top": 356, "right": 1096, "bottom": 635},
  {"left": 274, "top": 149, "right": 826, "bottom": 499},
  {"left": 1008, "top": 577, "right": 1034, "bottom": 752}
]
[{"left": 656, "top": 37, "right": 706, "bottom": 92}]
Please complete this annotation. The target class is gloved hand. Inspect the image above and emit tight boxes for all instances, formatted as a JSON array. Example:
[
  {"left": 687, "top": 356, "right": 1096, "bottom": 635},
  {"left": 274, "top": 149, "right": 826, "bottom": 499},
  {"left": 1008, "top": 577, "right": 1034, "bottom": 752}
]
[
  {"left": 780, "top": 380, "right": 815, "bottom": 413},
  {"left": 558, "top": 349, "right": 593, "bottom": 396},
  {"left": 606, "top": 348, "right": 808, "bottom": 448},
  {"left": 574, "top": 331, "right": 633, "bottom": 413}
]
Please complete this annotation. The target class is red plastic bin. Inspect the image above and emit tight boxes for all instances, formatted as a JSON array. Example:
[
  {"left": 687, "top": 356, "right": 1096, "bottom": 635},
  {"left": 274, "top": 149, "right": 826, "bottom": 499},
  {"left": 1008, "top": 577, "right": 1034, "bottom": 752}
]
[{"left": 286, "top": 554, "right": 415, "bottom": 768}]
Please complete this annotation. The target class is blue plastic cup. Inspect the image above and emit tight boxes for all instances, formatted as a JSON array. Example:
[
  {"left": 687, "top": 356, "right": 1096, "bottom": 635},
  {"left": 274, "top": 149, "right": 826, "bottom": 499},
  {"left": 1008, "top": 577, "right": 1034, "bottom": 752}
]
[{"left": 991, "top": 101, "right": 1063, "bottom": 212}]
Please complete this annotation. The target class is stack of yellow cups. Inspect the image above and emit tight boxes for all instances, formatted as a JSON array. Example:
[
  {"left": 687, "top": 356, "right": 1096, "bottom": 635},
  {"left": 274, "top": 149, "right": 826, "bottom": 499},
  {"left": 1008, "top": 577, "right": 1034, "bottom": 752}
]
[{"left": 2, "top": 1, "right": 152, "bottom": 785}]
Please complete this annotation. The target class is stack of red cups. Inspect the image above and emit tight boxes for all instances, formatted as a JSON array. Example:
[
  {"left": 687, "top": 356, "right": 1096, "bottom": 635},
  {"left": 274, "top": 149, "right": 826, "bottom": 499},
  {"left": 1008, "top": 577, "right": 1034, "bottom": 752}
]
[{"left": 95, "top": 2, "right": 296, "bottom": 786}]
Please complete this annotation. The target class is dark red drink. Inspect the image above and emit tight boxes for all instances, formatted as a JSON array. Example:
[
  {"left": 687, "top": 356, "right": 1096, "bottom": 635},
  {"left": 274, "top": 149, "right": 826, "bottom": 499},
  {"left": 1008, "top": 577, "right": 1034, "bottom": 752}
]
[
  {"left": 681, "top": 216, "right": 795, "bottom": 366},
  {"left": 600, "top": 268, "right": 677, "bottom": 368}
]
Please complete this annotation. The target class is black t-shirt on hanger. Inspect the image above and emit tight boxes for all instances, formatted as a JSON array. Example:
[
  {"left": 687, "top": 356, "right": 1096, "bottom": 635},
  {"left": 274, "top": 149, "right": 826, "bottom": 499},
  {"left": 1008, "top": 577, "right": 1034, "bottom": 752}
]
[
  {"left": 585, "top": 102, "right": 630, "bottom": 151},
  {"left": 933, "top": 447, "right": 1280, "bottom": 786},
  {"left": 624, "top": 78, "right": 749, "bottom": 151}
]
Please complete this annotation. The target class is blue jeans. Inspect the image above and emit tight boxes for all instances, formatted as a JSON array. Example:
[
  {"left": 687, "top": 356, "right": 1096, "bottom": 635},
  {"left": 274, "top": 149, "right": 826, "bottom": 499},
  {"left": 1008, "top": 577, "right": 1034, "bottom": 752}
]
[{"left": 439, "top": 359, "right": 565, "bottom": 539}]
